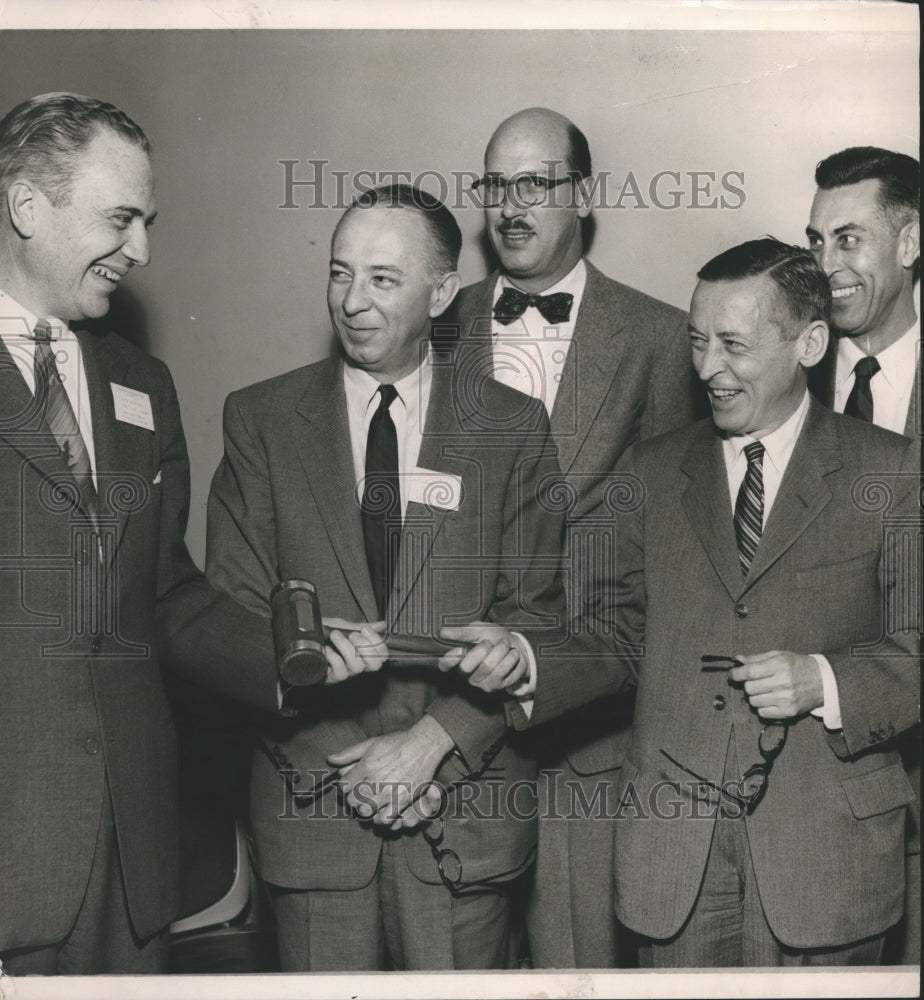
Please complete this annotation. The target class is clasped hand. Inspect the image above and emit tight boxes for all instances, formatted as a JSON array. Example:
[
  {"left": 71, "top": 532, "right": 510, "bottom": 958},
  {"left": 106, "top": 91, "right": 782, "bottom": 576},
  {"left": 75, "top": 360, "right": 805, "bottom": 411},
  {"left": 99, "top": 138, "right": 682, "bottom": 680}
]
[{"left": 322, "top": 618, "right": 387, "bottom": 684}]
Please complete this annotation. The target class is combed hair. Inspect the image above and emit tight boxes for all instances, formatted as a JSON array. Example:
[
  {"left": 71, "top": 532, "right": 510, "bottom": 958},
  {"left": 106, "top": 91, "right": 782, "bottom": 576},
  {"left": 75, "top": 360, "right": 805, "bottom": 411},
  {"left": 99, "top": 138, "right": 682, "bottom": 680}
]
[
  {"left": 350, "top": 183, "right": 462, "bottom": 275},
  {"left": 697, "top": 237, "right": 831, "bottom": 337},
  {"left": 0, "top": 92, "right": 150, "bottom": 205},
  {"left": 815, "top": 146, "right": 919, "bottom": 233}
]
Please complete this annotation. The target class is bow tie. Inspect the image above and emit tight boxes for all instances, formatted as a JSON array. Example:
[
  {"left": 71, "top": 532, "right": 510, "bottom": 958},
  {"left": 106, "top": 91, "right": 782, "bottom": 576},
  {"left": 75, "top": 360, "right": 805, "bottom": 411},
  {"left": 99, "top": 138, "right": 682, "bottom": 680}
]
[{"left": 493, "top": 286, "right": 574, "bottom": 326}]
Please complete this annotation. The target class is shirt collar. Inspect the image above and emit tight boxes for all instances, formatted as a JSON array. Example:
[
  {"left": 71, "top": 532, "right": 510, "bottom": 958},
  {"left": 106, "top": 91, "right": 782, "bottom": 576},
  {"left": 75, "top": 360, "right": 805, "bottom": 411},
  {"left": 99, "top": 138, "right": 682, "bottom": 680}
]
[
  {"left": 0, "top": 287, "right": 68, "bottom": 341},
  {"left": 342, "top": 345, "right": 432, "bottom": 422},
  {"left": 495, "top": 257, "right": 587, "bottom": 302},
  {"left": 722, "top": 389, "right": 811, "bottom": 479},
  {"left": 835, "top": 313, "right": 920, "bottom": 393}
]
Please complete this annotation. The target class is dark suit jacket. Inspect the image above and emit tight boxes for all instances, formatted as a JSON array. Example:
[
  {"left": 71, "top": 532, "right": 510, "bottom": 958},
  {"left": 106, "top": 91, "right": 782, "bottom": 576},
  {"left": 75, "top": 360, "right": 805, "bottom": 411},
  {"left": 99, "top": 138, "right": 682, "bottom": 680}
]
[
  {"left": 522, "top": 401, "right": 920, "bottom": 948},
  {"left": 0, "top": 329, "right": 275, "bottom": 952},
  {"left": 204, "top": 353, "right": 567, "bottom": 890},
  {"left": 442, "top": 260, "right": 705, "bottom": 775}
]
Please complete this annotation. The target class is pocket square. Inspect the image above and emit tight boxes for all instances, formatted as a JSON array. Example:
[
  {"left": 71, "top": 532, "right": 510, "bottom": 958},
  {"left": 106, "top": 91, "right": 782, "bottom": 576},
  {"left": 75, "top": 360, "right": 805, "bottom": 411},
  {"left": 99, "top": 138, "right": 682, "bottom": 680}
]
[{"left": 152, "top": 470, "right": 162, "bottom": 485}]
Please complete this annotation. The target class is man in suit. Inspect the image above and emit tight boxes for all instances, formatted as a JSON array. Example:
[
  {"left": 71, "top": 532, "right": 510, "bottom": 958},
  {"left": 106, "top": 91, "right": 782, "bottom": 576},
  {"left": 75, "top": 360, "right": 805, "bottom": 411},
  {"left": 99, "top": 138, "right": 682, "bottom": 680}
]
[
  {"left": 452, "top": 238, "right": 920, "bottom": 965},
  {"left": 203, "top": 183, "right": 567, "bottom": 970},
  {"left": 806, "top": 145, "right": 920, "bottom": 964},
  {"left": 441, "top": 106, "right": 703, "bottom": 967},
  {"left": 0, "top": 93, "right": 276, "bottom": 975}
]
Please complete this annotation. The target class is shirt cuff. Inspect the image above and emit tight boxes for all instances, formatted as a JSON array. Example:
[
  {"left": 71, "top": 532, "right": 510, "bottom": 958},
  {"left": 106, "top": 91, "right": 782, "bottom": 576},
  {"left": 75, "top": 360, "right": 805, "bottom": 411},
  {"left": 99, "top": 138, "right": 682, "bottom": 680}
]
[
  {"left": 809, "top": 653, "right": 842, "bottom": 730},
  {"left": 507, "top": 631, "right": 536, "bottom": 720}
]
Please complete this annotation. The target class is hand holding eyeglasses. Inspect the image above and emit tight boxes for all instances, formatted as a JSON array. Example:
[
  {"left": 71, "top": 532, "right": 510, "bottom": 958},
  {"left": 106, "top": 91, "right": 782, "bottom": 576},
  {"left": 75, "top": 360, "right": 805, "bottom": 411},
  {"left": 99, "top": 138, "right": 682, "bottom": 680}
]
[{"left": 727, "top": 650, "right": 824, "bottom": 719}]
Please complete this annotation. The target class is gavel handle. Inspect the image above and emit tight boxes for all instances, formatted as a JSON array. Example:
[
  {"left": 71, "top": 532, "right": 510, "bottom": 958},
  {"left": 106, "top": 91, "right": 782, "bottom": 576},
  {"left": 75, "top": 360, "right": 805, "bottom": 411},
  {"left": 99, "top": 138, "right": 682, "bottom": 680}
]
[{"left": 321, "top": 628, "right": 476, "bottom": 666}]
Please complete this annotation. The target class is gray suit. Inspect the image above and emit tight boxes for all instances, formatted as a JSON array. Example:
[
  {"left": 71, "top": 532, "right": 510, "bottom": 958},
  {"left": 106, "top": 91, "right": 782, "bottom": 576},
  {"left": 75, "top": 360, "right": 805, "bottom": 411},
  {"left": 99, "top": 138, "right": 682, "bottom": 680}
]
[
  {"left": 523, "top": 400, "right": 920, "bottom": 950},
  {"left": 444, "top": 260, "right": 705, "bottom": 965}
]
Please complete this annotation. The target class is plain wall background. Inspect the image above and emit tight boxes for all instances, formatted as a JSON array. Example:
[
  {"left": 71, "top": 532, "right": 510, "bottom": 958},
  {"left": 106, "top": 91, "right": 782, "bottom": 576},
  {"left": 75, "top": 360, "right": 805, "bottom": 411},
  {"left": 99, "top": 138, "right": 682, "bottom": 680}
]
[{"left": 0, "top": 28, "right": 917, "bottom": 562}]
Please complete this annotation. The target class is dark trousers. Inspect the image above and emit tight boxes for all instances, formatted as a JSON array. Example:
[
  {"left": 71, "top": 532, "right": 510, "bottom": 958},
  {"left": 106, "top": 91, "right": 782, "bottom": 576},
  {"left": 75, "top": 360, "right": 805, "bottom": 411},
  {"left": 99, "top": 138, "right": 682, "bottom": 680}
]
[
  {"left": 0, "top": 783, "right": 167, "bottom": 975},
  {"left": 270, "top": 834, "right": 511, "bottom": 971}
]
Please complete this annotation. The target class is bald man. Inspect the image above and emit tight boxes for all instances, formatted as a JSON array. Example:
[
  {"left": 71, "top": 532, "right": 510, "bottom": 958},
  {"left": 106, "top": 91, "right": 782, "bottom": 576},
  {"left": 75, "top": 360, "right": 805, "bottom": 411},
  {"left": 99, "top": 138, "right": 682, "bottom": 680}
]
[{"left": 442, "top": 107, "right": 704, "bottom": 968}]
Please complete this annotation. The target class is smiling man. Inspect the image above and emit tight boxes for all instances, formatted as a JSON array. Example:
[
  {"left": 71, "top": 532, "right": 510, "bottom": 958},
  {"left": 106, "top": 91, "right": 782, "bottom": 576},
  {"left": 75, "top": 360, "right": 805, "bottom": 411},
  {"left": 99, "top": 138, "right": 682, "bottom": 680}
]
[
  {"left": 453, "top": 238, "right": 920, "bottom": 966},
  {"left": 806, "top": 146, "right": 921, "bottom": 965},
  {"left": 806, "top": 147, "right": 919, "bottom": 435},
  {"left": 0, "top": 93, "right": 277, "bottom": 975},
  {"left": 443, "top": 106, "right": 703, "bottom": 970},
  {"left": 203, "top": 184, "right": 567, "bottom": 971}
]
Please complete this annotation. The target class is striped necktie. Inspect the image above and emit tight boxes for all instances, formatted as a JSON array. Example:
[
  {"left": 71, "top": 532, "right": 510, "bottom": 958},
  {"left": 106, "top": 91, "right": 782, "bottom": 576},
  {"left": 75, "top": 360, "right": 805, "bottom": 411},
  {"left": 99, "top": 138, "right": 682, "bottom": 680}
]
[
  {"left": 32, "top": 319, "right": 98, "bottom": 524},
  {"left": 734, "top": 441, "right": 764, "bottom": 576}
]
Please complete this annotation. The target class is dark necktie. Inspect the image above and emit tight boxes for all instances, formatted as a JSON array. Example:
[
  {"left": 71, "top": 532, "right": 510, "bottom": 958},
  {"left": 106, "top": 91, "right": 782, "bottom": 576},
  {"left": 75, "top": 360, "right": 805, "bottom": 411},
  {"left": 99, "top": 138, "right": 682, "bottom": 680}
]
[
  {"left": 843, "top": 355, "right": 880, "bottom": 423},
  {"left": 734, "top": 441, "right": 764, "bottom": 576},
  {"left": 32, "top": 320, "right": 98, "bottom": 524},
  {"left": 493, "top": 286, "right": 573, "bottom": 326},
  {"left": 361, "top": 384, "right": 400, "bottom": 619}
]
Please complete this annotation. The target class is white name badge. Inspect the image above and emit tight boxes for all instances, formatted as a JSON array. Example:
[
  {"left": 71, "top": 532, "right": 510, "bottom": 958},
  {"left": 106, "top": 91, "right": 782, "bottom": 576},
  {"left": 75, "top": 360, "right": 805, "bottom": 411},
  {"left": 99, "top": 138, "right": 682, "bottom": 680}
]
[
  {"left": 111, "top": 383, "right": 155, "bottom": 431},
  {"left": 407, "top": 469, "right": 462, "bottom": 511}
]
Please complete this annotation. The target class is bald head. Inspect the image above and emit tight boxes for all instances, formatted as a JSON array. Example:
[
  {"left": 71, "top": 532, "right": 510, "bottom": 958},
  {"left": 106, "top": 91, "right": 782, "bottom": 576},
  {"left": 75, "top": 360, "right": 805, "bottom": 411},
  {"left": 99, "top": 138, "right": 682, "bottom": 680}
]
[{"left": 485, "top": 108, "right": 591, "bottom": 178}]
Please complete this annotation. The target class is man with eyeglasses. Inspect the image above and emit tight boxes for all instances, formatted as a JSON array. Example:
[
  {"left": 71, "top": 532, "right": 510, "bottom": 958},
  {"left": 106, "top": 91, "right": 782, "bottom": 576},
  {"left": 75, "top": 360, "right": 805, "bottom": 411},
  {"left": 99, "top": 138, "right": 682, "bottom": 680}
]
[
  {"left": 440, "top": 106, "right": 703, "bottom": 969},
  {"left": 446, "top": 238, "right": 920, "bottom": 966}
]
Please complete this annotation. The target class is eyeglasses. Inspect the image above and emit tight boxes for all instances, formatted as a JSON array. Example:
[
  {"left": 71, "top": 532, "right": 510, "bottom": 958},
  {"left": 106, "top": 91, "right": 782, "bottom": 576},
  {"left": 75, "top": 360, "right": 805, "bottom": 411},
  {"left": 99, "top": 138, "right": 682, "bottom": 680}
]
[
  {"left": 659, "top": 721, "right": 788, "bottom": 815},
  {"left": 420, "top": 815, "right": 529, "bottom": 895},
  {"left": 470, "top": 172, "right": 579, "bottom": 209}
]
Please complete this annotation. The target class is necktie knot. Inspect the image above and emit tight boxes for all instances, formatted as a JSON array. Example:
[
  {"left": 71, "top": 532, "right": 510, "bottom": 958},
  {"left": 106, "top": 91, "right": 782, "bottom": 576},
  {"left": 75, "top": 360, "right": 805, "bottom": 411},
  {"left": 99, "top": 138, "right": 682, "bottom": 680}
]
[
  {"left": 743, "top": 440, "right": 765, "bottom": 468},
  {"left": 32, "top": 319, "right": 53, "bottom": 342},
  {"left": 376, "top": 383, "right": 398, "bottom": 411},
  {"left": 493, "top": 286, "right": 574, "bottom": 326},
  {"left": 852, "top": 355, "right": 881, "bottom": 382}
]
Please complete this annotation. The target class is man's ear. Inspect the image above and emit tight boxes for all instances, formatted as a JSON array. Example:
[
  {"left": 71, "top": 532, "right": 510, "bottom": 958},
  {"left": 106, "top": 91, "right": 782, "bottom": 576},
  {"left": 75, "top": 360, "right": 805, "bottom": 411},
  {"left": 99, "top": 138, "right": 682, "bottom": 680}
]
[
  {"left": 429, "top": 270, "right": 462, "bottom": 318},
  {"left": 574, "top": 176, "right": 593, "bottom": 220},
  {"left": 6, "top": 180, "right": 39, "bottom": 239},
  {"left": 897, "top": 217, "right": 920, "bottom": 271},
  {"left": 799, "top": 318, "right": 829, "bottom": 370}
]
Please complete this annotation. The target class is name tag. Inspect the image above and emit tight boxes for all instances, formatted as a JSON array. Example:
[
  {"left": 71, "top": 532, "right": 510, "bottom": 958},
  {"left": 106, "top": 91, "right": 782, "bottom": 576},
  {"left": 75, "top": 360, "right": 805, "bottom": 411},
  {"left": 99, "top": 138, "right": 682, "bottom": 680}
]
[
  {"left": 111, "top": 383, "right": 154, "bottom": 431},
  {"left": 406, "top": 468, "right": 462, "bottom": 511}
]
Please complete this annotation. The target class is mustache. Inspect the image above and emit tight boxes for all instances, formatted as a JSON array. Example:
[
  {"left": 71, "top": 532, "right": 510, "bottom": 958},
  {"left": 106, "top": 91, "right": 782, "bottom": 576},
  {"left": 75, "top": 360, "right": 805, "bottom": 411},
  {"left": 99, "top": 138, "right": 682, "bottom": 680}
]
[{"left": 497, "top": 220, "right": 534, "bottom": 234}]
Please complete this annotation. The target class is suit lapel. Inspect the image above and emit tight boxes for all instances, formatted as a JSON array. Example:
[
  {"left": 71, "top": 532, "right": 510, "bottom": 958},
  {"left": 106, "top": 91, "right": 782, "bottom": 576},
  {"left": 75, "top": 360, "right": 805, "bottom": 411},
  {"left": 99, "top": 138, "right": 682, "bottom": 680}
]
[
  {"left": 78, "top": 330, "right": 139, "bottom": 565},
  {"left": 743, "top": 401, "right": 838, "bottom": 588},
  {"left": 679, "top": 422, "right": 743, "bottom": 599},
  {"left": 552, "top": 261, "right": 626, "bottom": 472},
  {"left": 293, "top": 359, "right": 378, "bottom": 622}
]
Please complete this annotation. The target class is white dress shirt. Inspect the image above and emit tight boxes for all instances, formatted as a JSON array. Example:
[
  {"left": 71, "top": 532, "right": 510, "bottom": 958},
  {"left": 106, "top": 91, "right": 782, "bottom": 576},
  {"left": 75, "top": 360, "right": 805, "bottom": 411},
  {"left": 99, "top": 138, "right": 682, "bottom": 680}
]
[
  {"left": 833, "top": 315, "right": 919, "bottom": 434},
  {"left": 491, "top": 258, "right": 587, "bottom": 416},
  {"left": 343, "top": 350, "right": 431, "bottom": 515},
  {"left": 722, "top": 390, "right": 841, "bottom": 729},
  {"left": 0, "top": 287, "right": 98, "bottom": 485}
]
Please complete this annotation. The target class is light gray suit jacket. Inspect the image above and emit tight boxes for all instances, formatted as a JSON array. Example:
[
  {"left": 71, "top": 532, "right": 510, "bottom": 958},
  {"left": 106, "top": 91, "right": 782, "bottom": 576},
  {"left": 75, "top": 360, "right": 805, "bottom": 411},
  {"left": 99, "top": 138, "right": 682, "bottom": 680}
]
[
  {"left": 204, "top": 353, "right": 568, "bottom": 891},
  {"left": 443, "top": 260, "right": 706, "bottom": 775},
  {"left": 521, "top": 400, "right": 921, "bottom": 948}
]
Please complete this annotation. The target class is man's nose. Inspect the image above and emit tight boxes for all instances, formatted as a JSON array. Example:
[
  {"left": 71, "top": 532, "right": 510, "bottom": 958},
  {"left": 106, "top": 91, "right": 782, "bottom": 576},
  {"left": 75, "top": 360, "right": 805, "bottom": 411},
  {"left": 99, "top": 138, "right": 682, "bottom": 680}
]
[
  {"left": 123, "top": 222, "right": 151, "bottom": 268},
  {"left": 341, "top": 279, "right": 371, "bottom": 314},
  {"left": 815, "top": 240, "right": 840, "bottom": 276},
  {"left": 697, "top": 339, "right": 726, "bottom": 381},
  {"left": 499, "top": 184, "right": 527, "bottom": 220}
]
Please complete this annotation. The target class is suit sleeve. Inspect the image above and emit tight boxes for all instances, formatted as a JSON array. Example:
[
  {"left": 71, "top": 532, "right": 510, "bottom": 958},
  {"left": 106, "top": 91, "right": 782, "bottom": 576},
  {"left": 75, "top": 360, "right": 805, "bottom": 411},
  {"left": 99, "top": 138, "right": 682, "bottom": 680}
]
[
  {"left": 823, "top": 439, "right": 922, "bottom": 757},
  {"left": 425, "top": 401, "right": 570, "bottom": 771},
  {"left": 509, "top": 444, "right": 645, "bottom": 730},
  {"left": 154, "top": 369, "right": 280, "bottom": 712}
]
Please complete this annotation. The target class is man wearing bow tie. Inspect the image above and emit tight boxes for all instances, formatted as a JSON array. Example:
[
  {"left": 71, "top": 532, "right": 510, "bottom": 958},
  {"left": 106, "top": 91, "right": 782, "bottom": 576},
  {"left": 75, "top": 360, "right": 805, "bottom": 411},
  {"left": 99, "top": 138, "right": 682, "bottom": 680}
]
[
  {"left": 442, "top": 107, "right": 704, "bottom": 967},
  {"left": 805, "top": 146, "right": 921, "bottom": 964},
  {"left": 0, "top": 93, "right": 275, "bottom": 975}
]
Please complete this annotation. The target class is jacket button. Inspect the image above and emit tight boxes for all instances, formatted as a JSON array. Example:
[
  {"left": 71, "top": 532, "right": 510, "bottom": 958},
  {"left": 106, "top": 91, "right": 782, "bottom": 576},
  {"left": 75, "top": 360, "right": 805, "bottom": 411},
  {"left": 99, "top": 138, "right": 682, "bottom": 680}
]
[
  {"left": 90, "top": 637, "right": 102, "bottom": 655},
  {"left": 734, "top": 603, "right": 750, "bottom": 618},
  {"left": 85, "top": 736, "right": 100, "bottom": 755},
  {"left": 713, "top": 695, "right": 726, "bottom": 710}
]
